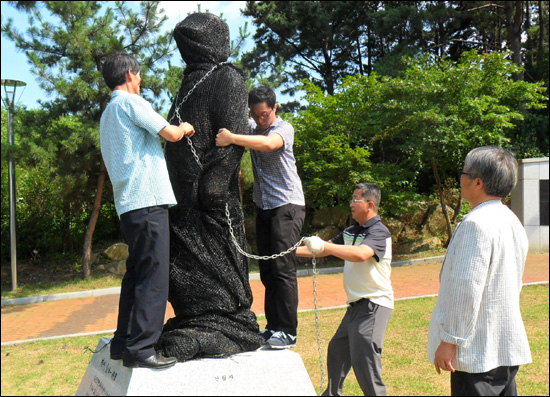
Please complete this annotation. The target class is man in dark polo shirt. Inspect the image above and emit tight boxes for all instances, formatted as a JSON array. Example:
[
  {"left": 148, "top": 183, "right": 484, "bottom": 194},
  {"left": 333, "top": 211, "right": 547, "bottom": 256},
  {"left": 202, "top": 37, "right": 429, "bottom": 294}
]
[{"left": 297, "top": 182, "right": 393, "bottom": 396}]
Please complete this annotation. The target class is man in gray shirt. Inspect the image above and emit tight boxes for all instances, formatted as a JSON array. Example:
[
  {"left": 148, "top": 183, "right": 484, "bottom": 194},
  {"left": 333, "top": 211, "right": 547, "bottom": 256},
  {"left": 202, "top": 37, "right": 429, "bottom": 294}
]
[{"left": 216, "top": 86, "right": 305, "bottom": 349}]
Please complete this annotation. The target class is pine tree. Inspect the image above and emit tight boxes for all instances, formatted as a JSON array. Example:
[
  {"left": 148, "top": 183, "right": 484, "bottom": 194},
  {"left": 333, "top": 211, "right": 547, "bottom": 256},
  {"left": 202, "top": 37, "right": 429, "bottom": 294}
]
[{"left": 2, "top": 1, "right": 176, "bottom": 277}]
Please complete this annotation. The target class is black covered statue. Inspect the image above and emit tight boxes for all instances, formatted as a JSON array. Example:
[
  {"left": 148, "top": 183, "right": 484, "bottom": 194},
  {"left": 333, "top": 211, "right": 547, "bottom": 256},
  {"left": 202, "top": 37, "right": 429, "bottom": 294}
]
[{"left": 155, "top": 13, "right": 263, "bottom": 361}]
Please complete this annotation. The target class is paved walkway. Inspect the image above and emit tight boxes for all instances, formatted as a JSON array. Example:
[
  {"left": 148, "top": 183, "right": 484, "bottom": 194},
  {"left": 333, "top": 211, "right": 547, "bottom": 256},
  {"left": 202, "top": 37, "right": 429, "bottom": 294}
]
[{"left": 1, "top": 253, "right": 548, "bottom": 345}]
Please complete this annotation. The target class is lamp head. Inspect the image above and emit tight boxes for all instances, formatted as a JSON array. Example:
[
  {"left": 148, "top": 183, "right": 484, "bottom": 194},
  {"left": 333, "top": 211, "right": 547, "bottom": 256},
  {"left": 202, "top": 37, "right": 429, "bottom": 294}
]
[{"left": 1, "top": 79, "right": 27, "bottom": 108}]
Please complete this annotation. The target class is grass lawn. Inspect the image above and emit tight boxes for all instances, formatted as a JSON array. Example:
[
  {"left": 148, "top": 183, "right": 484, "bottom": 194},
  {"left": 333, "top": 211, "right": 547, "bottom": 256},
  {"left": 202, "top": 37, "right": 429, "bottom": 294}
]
[{"left": 1, "top": 284, "right": 548, "bottom": 396}]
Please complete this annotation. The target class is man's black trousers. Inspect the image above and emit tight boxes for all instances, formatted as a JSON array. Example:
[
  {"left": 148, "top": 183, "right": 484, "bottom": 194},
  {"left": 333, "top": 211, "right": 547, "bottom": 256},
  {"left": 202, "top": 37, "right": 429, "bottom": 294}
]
[
  {"left": 110, "top": 205, "right": 170, "bottom": 361},
  {"left": 451, "top": 366, "right": 520, "bottom": 396},
  {"left": 256, "top": 204, "right": 305, "bottom": 336}
]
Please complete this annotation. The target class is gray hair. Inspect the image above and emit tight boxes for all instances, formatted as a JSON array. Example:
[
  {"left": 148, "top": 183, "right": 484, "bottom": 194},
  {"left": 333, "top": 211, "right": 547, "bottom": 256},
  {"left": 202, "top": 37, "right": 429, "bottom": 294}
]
[
  {"left": 463, "top": 146, "right": 518, "bottom": 197},
  {"left": 355, "top": 183, "right": 381, "bottom": 212}
]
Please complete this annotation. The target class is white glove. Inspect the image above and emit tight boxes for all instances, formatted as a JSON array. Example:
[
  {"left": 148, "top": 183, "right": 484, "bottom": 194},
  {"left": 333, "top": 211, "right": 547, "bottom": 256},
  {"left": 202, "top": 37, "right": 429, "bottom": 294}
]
[{"left": 305, "top": 236, "right": 326, "bottom": 254}]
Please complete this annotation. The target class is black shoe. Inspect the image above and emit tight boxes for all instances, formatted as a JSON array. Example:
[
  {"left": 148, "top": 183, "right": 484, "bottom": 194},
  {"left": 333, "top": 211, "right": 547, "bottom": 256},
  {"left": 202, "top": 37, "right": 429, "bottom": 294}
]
[
  {"left": 123, "top": 353, "right": 177, "bottom": 369},
  {"left": 110, "top": 353, "right": 123, "bottom": 360}
]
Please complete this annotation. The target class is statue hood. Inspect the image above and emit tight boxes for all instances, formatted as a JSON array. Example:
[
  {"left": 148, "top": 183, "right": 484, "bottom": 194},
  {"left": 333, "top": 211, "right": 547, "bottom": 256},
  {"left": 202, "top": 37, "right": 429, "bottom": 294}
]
[{"left": 174, "top": 13, "right": 230, "bottom": 65}]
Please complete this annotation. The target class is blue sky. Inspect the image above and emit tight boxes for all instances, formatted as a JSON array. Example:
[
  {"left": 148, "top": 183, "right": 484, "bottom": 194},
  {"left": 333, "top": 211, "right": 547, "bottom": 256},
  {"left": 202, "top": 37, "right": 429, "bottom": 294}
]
[{"left": 1, "top": 1, "right": 259, "bottom": 112}]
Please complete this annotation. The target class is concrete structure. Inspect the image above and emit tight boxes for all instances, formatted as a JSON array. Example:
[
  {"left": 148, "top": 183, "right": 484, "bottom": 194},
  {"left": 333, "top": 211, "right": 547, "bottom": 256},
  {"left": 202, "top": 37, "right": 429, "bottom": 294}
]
[
  {"left": 76, "top": 338, "right": 316, "bottom": 396},
  {"left": 511, "top": 157, "right": 549, "bottom": 253}
]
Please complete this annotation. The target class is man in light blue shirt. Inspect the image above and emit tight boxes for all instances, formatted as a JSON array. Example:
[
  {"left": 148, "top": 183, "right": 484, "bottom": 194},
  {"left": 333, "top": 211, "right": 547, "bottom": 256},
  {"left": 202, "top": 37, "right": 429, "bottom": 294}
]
[{"left": 99, "top": 51, "right": 194, "bottom": 369}]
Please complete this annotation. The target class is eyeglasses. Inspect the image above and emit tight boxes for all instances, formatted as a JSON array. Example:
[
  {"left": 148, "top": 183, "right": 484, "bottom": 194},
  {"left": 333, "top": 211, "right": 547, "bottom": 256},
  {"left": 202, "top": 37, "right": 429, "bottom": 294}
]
[
  {"left": 249, "top": 108, "right": 273, "bottom": 120},
  {"left": 349, "top": 199, "right": 366, "bottom": 205}
]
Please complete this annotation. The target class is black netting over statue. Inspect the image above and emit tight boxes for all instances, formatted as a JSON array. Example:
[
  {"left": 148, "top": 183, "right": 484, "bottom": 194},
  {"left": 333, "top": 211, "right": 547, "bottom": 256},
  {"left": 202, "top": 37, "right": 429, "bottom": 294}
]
[{"left": 155, "top": 13, "right": 263, "bottom": 361}]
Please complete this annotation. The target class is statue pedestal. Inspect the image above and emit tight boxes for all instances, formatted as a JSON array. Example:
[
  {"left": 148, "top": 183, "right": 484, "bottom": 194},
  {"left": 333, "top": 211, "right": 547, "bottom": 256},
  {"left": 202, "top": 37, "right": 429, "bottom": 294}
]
[{"left": 76, "top": 338, "right": 316, "bottom": 396}]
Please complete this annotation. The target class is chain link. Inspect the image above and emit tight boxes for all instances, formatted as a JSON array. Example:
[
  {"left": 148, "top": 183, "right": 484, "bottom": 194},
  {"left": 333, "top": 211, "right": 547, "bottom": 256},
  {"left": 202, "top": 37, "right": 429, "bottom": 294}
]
[
  {"left": 225, "top": 203, "right": 306, "bottom": 260},
  {"left": 226, "top": 203, "right": 326, "bottom": 393},
  {"left": 168, "top": 62, "right": 230, "bottom": 126},
  {"left": 170, "top": 61, "right": 326, "bottom": 392},
  {"left": 312, "top": 254, "right": 326, "bottom": 395},
  {"left": 167, "top": 62, "right": 230, "bottom": 170},
  {"left": 184, "top": 135, "right": 203, "bottom": 169}
]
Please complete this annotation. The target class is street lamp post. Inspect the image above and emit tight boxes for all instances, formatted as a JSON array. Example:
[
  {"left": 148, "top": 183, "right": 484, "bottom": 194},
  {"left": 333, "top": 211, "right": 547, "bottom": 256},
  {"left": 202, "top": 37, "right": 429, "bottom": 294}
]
[{"left": 1, "top": 79, "right": 26, "bottom": 291}]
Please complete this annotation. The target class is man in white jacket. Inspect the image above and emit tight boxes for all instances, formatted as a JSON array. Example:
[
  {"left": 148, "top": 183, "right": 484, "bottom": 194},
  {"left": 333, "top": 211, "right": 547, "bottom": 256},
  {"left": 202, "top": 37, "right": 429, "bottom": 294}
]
[{"left": 427, "top": 146, "right": 532, "bottom": 396}]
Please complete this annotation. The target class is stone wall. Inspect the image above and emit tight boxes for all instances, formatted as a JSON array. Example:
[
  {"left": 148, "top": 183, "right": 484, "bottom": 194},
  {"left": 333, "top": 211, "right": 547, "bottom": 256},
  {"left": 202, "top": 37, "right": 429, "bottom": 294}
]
[
  {"left": 511, "top": 157, "right": 549, "bottom": 253},
  {"left": 96, "top": 201, "right": 457, "bottom": 274}
]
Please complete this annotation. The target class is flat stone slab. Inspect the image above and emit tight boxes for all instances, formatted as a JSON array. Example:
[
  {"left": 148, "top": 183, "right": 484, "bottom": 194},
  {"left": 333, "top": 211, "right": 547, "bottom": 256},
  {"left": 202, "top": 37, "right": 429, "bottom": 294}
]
[{"left": 76, "top": 338, "right": 316, "bottom": 396}]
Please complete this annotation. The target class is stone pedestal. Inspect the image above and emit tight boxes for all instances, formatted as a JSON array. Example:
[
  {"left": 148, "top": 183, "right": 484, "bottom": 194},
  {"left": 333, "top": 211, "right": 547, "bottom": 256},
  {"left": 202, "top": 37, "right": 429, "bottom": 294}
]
[{"left": 76, "top": 338, "right": 316, "bottom": 396}]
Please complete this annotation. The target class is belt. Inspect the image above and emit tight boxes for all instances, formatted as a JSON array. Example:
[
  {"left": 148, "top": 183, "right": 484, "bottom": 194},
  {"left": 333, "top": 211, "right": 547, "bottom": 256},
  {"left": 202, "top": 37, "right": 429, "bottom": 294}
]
[{"left": 349, "top": 298, "right": 369, "bottom": 307}]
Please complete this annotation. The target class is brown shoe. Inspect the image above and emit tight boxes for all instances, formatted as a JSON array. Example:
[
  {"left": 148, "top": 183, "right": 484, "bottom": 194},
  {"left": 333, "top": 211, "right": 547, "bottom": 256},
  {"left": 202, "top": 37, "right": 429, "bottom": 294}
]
[{"left": 123, "top": 353, "right": 177, "bottom": 369}]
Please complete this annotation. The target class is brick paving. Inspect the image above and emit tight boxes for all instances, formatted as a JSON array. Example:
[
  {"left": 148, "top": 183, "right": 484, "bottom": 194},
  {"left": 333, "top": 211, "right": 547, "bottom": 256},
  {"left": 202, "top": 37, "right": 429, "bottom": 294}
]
[{"left": 1, "top": 253, "right": 547, "bottom": 344}]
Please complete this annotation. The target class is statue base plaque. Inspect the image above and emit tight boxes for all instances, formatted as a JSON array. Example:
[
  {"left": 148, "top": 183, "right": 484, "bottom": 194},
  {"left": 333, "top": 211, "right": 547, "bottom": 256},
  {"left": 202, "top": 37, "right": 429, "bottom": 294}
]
[{"left": 76, "top": 338, "right": 317, "bottom": 396}]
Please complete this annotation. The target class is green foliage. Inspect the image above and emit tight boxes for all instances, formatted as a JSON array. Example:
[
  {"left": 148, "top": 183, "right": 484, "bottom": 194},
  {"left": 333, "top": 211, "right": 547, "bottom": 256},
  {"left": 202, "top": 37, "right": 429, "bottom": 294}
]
[
  {"left": 292, "top": 50, "right": 547, "bottom": 219},
  {"left": 1, "top": 107, "right": 119, "bottom": 262},
  {"left": 2, "top": 2, "right": 549, "bottom": 266},
  {"left": 291, "top": 76, "right": 414, "bottom": 215},
  {"left": 1, "top": 1, "right": 182, "bottom": 267},
  {"left": 242, "top": 1, "right": 369, "bottom": 95},
  {"left": 1, "top": 1, "right": 175, "bottom": 118},
  {"left": 243, "top": 1, "right": 549, "bottom": 157},
  {"left": 377, "top": 50, "right": 546, "bottom": 190}
]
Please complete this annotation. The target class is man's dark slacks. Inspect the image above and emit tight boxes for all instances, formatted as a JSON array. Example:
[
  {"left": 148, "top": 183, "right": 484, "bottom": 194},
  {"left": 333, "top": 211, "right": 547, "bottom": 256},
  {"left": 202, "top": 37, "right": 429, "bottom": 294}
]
[
  {"left": 110, "top": 205, "right": 170, "bottom": 361},
  {"left": 323, "top": 299, "right": 393, "bottom": 396},
  {"left": 451, "top": 366, "right": 520, "bottom": 396},
  {"left": 256, "top": 203, "right": 305, "bottom": 336}
]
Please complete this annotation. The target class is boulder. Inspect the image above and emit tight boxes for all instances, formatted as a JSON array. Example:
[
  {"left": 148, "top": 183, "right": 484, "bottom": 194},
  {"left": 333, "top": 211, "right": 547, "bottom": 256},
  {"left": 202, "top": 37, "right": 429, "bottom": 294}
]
[
  {"left": 315, "top": 226, "right": 341, "bottom": 241},
  {"left": 410, "top": 207, "right": 429, "bottom": 229},
  {"left": 394, "top": 237, "right": 443, "bottom": 255},
  {"left": 104, "top": 260, "right": 127, "bottom": 275},
  {"left": 422, "top": 204, "right": 454, "bottom": 237},
  {"left": 382, "top": 217, "right": 404, "bottom": 242},
  {"left": 103, "top": 243, "right": 129, "bottom": 261},
  {"left": 311, "top": 207, "right": 349, "bottom": 229}
]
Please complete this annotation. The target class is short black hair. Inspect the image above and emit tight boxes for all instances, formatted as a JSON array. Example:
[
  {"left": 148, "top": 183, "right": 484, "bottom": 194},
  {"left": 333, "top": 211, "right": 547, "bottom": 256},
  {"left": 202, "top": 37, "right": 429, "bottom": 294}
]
[
  {"left": 248, "top": 85, "right": 276, "bottom": 108},
  {"left": 101, "top": 51, "right": 141, "bottom": 90}
]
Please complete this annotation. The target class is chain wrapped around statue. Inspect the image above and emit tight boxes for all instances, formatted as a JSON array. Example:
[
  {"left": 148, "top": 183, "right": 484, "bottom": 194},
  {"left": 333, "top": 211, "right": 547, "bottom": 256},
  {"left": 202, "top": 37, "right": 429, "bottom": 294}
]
[{"left": 155, "top": 12, "right": 263, "bottom": 362}]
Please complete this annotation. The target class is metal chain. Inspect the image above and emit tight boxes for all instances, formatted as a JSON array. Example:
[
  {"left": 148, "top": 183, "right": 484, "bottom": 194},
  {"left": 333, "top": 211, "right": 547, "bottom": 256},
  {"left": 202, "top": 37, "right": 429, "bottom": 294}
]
[
  {"left": 173, "top": 66, "right": 305, "bottom": 261},
  {"left": 225, "top": 203, "right": 306, "bottom": 260},
  {"left": 226, "top": 204, "right": 326, "bottom": 394},
  {"left": 312, "top": 254, "right": 326, "bottom": 395},
  {"left": 169, "top": 61, "right": 326, "bottom": 393},
  {"left": 184, "top": 136, "right": 203, "bottom": 169},
  {"left": 167, "top": 61, "right": 230, "bottom": 170},
  {"left": 168, "top": 61, "right": 230, "bottom": 126}
]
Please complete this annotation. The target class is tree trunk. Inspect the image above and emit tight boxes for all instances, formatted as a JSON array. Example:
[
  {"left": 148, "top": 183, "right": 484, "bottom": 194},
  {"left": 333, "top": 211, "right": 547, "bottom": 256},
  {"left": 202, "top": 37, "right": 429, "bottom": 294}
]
[
  {"left": 356, "top": 36, "right": 364, "bottom": 75},
  {"left": 367, "top": 28, "right": 373, "bottom": 75},
  {"left": 433, "top": 161, "right": 453, "bottom": 246},
  {"left": 322, "top": 48, "right": 335, "bottom": 95},
  {"left": 452, "top": 192, "right": 462, "bottom": 225},
  {"left": 81, "top": 158, "right": 106, "bottom": 279},
  {"left": 539, "top": 1, "right": 545, "bottom": 62},
  {"left": 505, "top": 1, "right": 525, "bottom": 81},
  {"left": 62, "top": 201, "right": 72, "bottom": 253}
]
